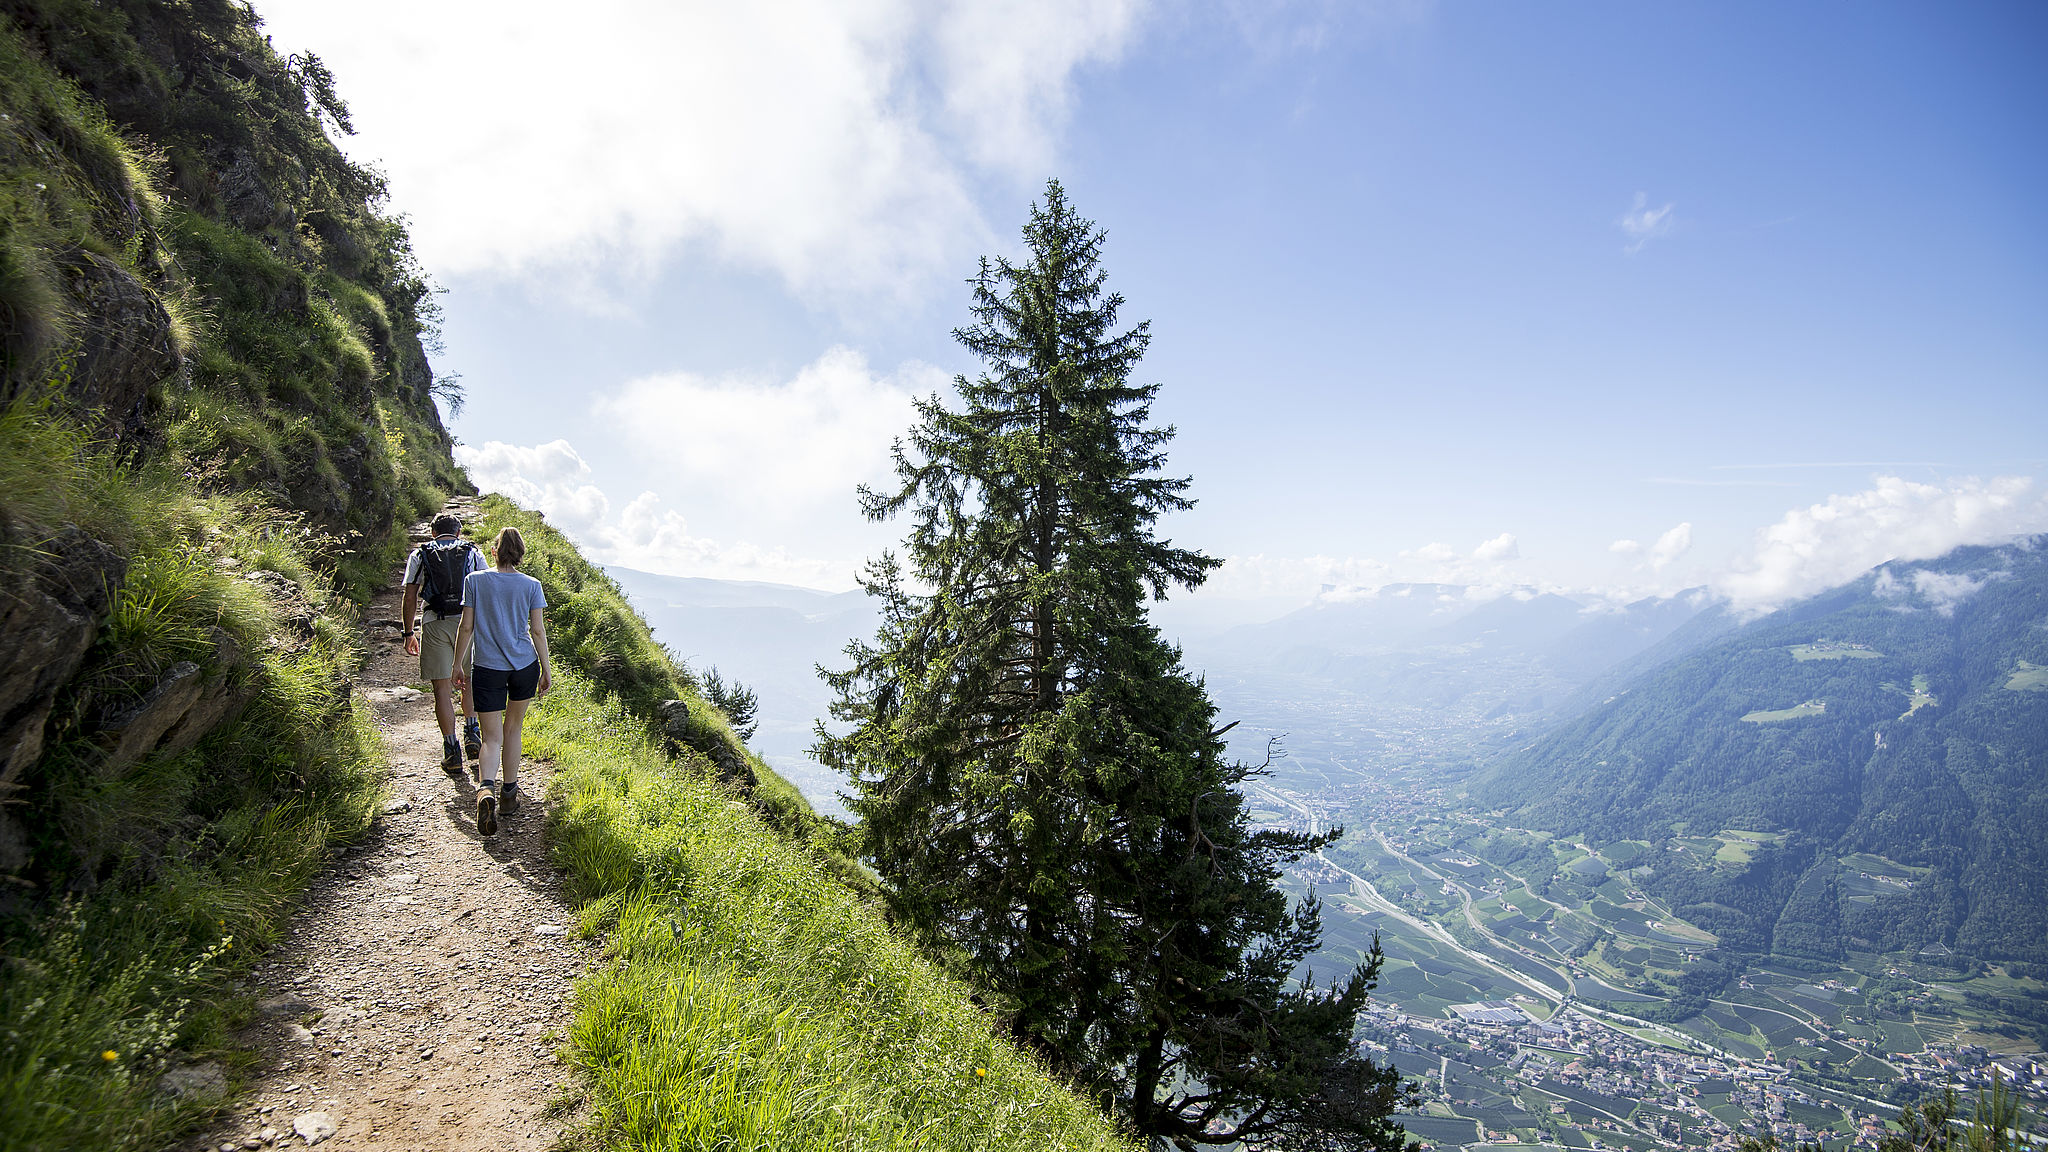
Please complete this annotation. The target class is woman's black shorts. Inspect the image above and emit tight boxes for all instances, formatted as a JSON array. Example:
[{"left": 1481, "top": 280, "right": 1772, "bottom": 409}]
[{"left": 472, "top": 661, "right": 540, "bottom": 712}]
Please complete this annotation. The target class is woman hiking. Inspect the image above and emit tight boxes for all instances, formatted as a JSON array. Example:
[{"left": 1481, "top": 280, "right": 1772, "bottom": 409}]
[{"left": 452, "top": 526, "right": 553, "bottom": 836}]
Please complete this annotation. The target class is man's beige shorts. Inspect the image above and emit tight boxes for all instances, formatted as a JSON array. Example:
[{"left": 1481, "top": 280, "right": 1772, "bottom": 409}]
[{"left": 418, "top": 616, "right": 470, "bottom": 682}]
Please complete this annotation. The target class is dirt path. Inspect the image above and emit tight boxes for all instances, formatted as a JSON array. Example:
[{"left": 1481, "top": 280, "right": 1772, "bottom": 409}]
[{"left": 187, "top": 501, "right": 594, "bottom": 1152}]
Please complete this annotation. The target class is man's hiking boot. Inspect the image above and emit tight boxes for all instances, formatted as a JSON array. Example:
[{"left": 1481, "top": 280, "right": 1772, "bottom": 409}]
[
  {"left": 477, "top": 781, "right": 499, "bottom": 837},
  {"left": 441, "top": 737, "right": 463, "bottom": 772},
  {"left": 463, "top": 719, "right": 482, "bottom": 761},
  {"left": 500, "top": 781, "right": 522, "bottom": 817}
]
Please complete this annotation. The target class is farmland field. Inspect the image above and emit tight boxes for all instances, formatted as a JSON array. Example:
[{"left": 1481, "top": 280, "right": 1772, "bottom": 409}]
[{"left": 1741, "top": 701, "right": 1827, "bottom": 723}]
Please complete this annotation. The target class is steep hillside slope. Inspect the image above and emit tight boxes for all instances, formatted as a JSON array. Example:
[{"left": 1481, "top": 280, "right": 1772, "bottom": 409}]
[
  {"left": 1476, "top": 537, "right": 2048, "bottom": 965},
  {"left": 0, "top": 2, "right": 467, "bottom": 1144}
]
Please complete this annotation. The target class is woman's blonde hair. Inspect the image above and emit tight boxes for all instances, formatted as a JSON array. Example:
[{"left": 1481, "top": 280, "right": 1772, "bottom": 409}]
[{"left": 493, "top": 526, "right": 527, "bottom": 568}]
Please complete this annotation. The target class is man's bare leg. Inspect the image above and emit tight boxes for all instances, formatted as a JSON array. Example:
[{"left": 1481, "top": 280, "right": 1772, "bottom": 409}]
[
  {"left": 431, "top": 678, "right": 463, "bottom": 770},
  {"left": 432, "top": 678, "right": 458, "bottom": 737},
  {"left": 458, "top": 665, "right": 482, "bottom": 760}
]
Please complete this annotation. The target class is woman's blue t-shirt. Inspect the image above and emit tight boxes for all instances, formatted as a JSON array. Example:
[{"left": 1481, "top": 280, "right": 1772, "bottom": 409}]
[{"left": 463, "top": 569, "right": 547, "bottom": 671}]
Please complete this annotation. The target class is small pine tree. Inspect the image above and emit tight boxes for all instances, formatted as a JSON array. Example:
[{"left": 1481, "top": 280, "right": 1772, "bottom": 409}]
[
  {"left": 819, "top": 180, "right": 1407, "bottom": 1150},
  {"left": 701, "top": 666, "right": 758, "bottom": 742}
]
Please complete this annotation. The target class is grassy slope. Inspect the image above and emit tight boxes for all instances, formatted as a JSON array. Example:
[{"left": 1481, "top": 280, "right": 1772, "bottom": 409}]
[
  {"left": 0, "top": 400, "right": 387, "bottom": 1151},
  {"left": 474, "top": 497, "right": 1133, "bottom": 1150},
  {"left": 535, "top": 676, "right": 1132, "bottom": 1152}
]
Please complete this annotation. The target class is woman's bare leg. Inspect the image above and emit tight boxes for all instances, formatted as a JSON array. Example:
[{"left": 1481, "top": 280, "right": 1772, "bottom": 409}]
[
  {"left": 502, "top": 697, "right": 530, "bottom": 787},
  {"left": 477, "top": 710, "right": 505, "bottom": 785}
]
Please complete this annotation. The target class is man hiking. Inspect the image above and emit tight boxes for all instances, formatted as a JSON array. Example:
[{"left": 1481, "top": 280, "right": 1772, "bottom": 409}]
[{"left": 402, "top": 513, "right": 487, "bottom": 771}]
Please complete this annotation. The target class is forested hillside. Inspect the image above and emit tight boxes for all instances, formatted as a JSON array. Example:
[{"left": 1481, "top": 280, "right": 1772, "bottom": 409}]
[{"left": 1476, "top": 538, "right": 2048, "bottom": 967}]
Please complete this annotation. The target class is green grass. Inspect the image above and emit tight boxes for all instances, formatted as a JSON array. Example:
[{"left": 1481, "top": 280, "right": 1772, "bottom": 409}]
[
  {"left": 531, "top": 672, "right": 1135, "bottom": 1152},
  {"left": 0, "top": 6, "right": 465, "bottom": 1147},
  {"left": 1740, "top": 701, "right": 1827, "bottom": 724},
  {"left": 2001, "top": 660, "right": 2048, "bottom": 692},
  {"left": 1898, "top": 673, "right": 1937, "bottom": 718},
  {"left": 1708, "top": 830, "right": 1781, "bottom": 866},
  {"left": 1788, "top": 643, "right": 1882, "bottom": 661}
]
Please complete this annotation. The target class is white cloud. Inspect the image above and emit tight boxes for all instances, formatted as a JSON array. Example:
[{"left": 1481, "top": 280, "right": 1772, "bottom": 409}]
[
  {"left": 455, "top": 439, "right": 864, "bottom": 588},
  {"left": 1472, "top": 532, "right": 1519, "bottom": 562},
  {"left": 450, "top": 440, "right": 612, "bottom": 537},
  {"left": 1618, "top": 192, "right": 1676, "bottom": 255},
  {"left": 1649, "top": 522, "right": 1693, "bottom": 570},
  {"left": 1873, "top": 568, "right": 2001, "bottom": 618},
  {"left": 1199, "top": 554, "right": 1393, "bottom": 600},
  {"left": 1911, "top": 569, "right": 1990, "bottom": 615},
  {"left": 455, "top": 345, "right": 951, "bottom": 587},
  {"left": 1206, "top": 531, "right": 1537, "bottom": 603},
  {"left": 1715, "top": 475, "right": 2048, "bottom": 609},
  {"left": 1609, "top": 539, "right": 1642, "bottom": 555},
  {"left": 254, "top": 0, "right": 1143, "bottom": 301},
  {"left": 592, "top": 346, "right": 938, "bottom": 530}
]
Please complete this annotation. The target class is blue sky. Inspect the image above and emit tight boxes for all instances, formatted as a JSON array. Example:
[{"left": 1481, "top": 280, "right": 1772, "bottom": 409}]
[{"left": 258, "top": 1, "right": 2048, "bottom": 610}]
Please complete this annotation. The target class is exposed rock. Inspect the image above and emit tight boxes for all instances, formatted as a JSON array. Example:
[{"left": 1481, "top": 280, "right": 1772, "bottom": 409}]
[
  {"left": 217, "top": 149, "right": 285, "bottom": 235},
  {"left": 156, "top": 1060, "right": 227, "bottom": 1099},
  {"left": 290, "top": 1111, "right": 337, "bottom": 1145},
  {"left": 256, "top": 995, "right": 313, "bottom": 1018},
  {"left": 0, "top": 526, "right": 125, "bottom": 799},
  {"left": 97, "top": 661, "right": 204, "bottom": 770},
  {"left": 0, "top": 526, "right": 130, "bottom": 877},
  {"left": 659, "top": 698, "right": 750, "bottom": 783},
  {"left": 151, "top": 669, "right": 255, "bottom": 762},
  {"left": 52, "top": 246, "right": 183, "bottom": 443},
  {"left": 242, "top": 567, "right": 319, "bottom": 651}
]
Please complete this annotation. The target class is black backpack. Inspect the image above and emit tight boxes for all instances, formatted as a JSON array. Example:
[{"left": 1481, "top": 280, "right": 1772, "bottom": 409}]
[{"left": 416, "top": 539, "right": 476, "bottom": 616}]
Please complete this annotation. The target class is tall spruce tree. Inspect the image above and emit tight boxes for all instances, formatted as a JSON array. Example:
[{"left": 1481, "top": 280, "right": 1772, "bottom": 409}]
[{"left": 818, "top": 181, "right": 1410, "bottom": 1150}]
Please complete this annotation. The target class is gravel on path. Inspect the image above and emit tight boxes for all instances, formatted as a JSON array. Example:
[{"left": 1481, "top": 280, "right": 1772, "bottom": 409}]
[{"left": 186, "top": 502, "right": 595, "bottom": 1151}]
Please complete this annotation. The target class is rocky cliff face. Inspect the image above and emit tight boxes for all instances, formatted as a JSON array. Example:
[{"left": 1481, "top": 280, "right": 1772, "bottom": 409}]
[{"left": 0, "top": 0, "right": 466, "bottom": 896}]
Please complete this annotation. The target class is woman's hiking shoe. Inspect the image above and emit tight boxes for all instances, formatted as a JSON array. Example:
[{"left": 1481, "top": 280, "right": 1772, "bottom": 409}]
[
  {"left": 463, "top": 719, "right": 482, "bottom": 761},
  {"left": 477, "top": 782, "right": 499, "bottom": 837},
  {"left": 441, "top": 736, "right": 463, "bottom": 772},
  {"left": 500, "top": 782, "right": 522, "bottom": 817}
]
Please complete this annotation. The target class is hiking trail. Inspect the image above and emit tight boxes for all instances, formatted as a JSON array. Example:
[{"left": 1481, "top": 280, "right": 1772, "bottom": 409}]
[{"left": 185, "top": 498, "right": 594, "bottom": 1151}]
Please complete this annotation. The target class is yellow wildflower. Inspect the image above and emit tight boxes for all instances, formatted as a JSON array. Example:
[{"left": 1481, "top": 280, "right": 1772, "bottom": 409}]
[{"left": 101, "top": 1050, "right": 118, "bottom": 1062}]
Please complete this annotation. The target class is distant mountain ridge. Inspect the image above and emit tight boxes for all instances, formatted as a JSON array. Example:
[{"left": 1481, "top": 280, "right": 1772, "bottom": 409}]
[
  {"left": 1188, "top": 582, "right": 1718, "bottom": 722},
  {"left": 604, "top": 567, "right": 879, "bottom": 815},
  {"left": 1474, "top": 536, "right": 2048, "bottom": 964}
]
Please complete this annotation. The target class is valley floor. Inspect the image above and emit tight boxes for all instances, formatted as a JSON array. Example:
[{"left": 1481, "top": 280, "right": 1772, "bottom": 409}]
[{"left": 183, "top": 518, "right": 595, "bottom": 1152}]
